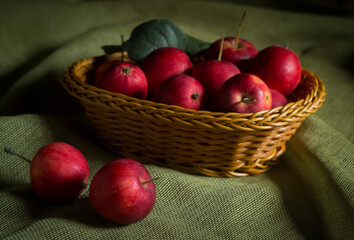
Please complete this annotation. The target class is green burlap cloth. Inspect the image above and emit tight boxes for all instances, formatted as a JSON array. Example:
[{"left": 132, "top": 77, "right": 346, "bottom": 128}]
[{"left": 1, "top": 0, "right": 353, "bottom": 239}]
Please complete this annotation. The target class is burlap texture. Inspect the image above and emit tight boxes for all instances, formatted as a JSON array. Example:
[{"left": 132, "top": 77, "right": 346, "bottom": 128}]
[{"left": 1, "top": 0, "right": 353, "bottom": 239}]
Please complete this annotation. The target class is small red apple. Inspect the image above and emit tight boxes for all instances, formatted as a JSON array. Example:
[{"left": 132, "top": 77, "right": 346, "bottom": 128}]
[
  {"left": 5, "top": 142, "right": 89, "bottom": 202},
  {"left": 141, "top": 47, "right": 192, "bottom": 97},
  {"left": 205, "top": 12, "right": 257, "bottom": 72},
  {"left": 94, "top": 60, "right": 115, "bottom": 82},
  {"left": 249, "top": 45, "right": 302, "bottom": 96},
  {"left": 206, "top": 37, "right": 258, "bottom": 71},
  {"left": 153, "top": 74, "right": 205, "bottom": 110},
  {"left": 216, "top": 73, "right": 272, "bottom": 113},
  {"left": 89, "top": 158, "right": 158, "bottom": 225},
  {"left": 94, "top": 60, "right": 148, "bottom": 99},
  {"left": 191, "top": 60, "right": 240, "bottom": 108},
  {"left": 270, "top": 88, "right": 288, "bottom": 108}
]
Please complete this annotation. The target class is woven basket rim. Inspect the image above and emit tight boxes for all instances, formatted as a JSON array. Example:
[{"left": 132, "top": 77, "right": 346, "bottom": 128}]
[{"left": 62, "top": 54, "right": 326, "bottom": 132}]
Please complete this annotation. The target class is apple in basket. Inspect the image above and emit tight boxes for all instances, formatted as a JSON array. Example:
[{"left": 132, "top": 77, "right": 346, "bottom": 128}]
[
  {"left": 205, "top": 12, "right": 258, "bottom": 72},
  {"left": 89, "top": 158, "right": 159, "bottom": 224},
  {"left": 94, "top": 60, "right": 148, "bottom": 99},
  {"left": 192, "top": 59, "right": 240, "bottom": 109},
  {"left": 216, "top": 73, "right": 272, "bottom": 113},
  {"left": 270, "top": 88, "right": 288, "bottom": 108},
  {"left": 206, "top": 37, "right": 257, "bottom": 72},
  {"left": 4, "top": 143, "right": 89, "bottom": 203},
  {"left": 153, "top": 74, "right": 205, "bottom": 110},
  {"left": 249, "top": 45, "right": 302, "bottom": 96},
  {"left": 141, "top": 47, "right": 193, "bottom": 97}
]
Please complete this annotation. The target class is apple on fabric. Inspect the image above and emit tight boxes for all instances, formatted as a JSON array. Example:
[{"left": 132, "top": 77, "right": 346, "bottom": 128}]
[
  {"left": 216, "top": 73, "right": 272, "bottom": 113},
  {"left": 89, "top": 158, "right": 158, "bottom": 225},
  {"left": 4, "top": 142, "right": 89, "bottom": 203}
]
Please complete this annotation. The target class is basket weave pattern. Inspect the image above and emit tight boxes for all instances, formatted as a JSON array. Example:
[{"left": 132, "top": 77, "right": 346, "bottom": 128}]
[{"left": 62, "top": 53, "right": 326, "bottom": 177}]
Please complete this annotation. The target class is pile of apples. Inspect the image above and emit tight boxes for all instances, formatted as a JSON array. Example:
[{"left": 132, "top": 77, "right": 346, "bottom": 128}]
[
  {"left": 5, "top": 143, "right": 158, "bottom": 225},
  {"left": 94, "top": 34, "right": 302, "bottom": 114}
]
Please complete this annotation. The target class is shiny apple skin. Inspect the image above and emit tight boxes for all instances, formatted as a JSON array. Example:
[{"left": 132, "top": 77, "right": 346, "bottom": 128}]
[
  {"left": 192, "top": 60, "right": 240, "bottom": 105},
  {"left": 154, "top": 74, "right": 205, "bottom": 110},
  {"left": 141, "top": 47, "right": 192, "bottom": 97},
  {"left": 249, "top": 45, "right": 302, "bottom": 96},
  {"left": 89, "top": 158, "right": 157, "bottom": 225},
  {"left": 94, "top": 60, "right": 148, "bottom": 99},
  {"left": 206, "top": 37, "right": 258, "bottom": 71},
  {"left": 30, "top": 142, "right": 89, "bottom": 202},
  {"left": 216, "top": 73, "right": 272, "bottom": 113}
]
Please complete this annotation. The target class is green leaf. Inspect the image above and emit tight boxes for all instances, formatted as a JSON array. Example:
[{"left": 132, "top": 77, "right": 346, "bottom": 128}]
[
  {"left": 186, "top": 35, "right": 211, "bottom": 56},
  {"left": 102, "top": 20, "right": 212, "bottom": 62},
  {"left": 124, "top": 19, "right": 188, "bottom": 63}
]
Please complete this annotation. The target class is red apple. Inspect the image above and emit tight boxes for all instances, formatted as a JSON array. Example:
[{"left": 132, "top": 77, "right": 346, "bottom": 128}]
[
  {"left": 5, "top": 142, "right": 89, "bottom": 202},
  {"left": 205, "top": 12, "right": 257, "bottom": 72},
  {"left": 94, "top": 60, "right": 148, "bottom": 99},
  {"left": 249, "top": 45, "right": 302, "bottom": 96},
  {"left": 153, "top": 74, "right": 205, "bottom": 110},
  {"left": 89, "top": 158, "right": 158, "bottom": 225},
  {"left": 270, "top": 88, "right": 288, "bottom": 108},
  {"left": 216, "top": 73, "right": 272, "bottom": 113},
  {"left": 141, "top": 47, "right": 192, "bottom": 97},
  {"left": 94, "top": 60, "right": 115, "bottom": 82},
  {"left": 206, "top": 37, "right": 258, "bottom": 71},
  {"left": 191, "top": 60, "right": 240, "bottom": 108}
]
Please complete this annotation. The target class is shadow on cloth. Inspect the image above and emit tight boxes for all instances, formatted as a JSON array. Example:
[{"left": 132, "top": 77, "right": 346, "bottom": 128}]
[
  {"left": 0, "top": 71, "right": 85, "bottom": 117},
  {"left": 266, "top": 154, "right": 325, "bottom": 238},
  {"left": 268, "top": 122, "right": 354, "bottom": 238},
  {"left": 0, "top": 48, "right": 56, "bottom": 99},
  {"left": 3, "top": 185, "right": 121, "bottom": 228}
]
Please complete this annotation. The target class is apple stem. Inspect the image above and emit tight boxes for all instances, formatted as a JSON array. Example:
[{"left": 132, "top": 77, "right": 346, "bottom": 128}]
[
  {"left": 242, "top": 96, "right": 256, "bottom": 103},
  {"left": 218, "top": 33, "right": 225, "bottom": 61},
  {"left": 121, "top": 34, "right": 125, "bottom": 61},
  {"left": 4, "top": 146, "right": 31, "bottom": 164},
  {"left": 142, "top": 177, "right": 160, "bottom": 186},
  {"left": 122, "top": 66, "right": 132, "bottom": 74},
  {"left": 233, "top": 11, "right": 247, "bottom": 49}
]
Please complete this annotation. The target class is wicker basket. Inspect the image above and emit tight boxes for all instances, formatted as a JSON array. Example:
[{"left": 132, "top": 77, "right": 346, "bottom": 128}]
[{"left": 62, "top": 52, "right": 326, "bottom": 177}]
